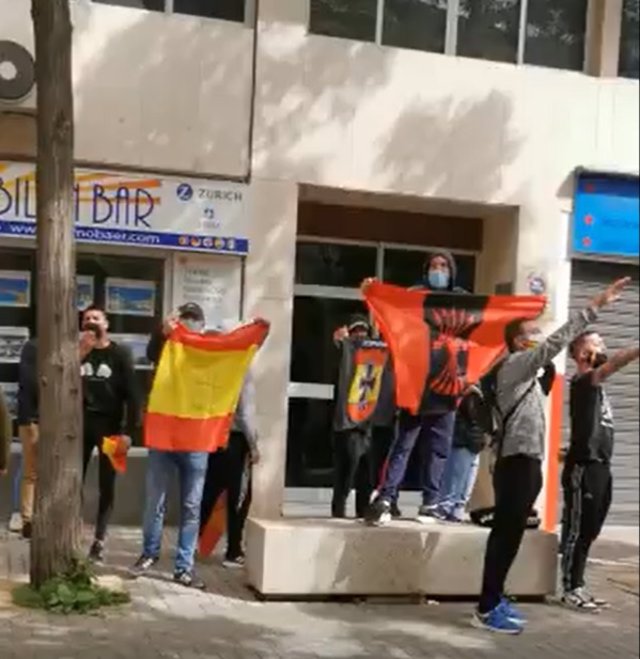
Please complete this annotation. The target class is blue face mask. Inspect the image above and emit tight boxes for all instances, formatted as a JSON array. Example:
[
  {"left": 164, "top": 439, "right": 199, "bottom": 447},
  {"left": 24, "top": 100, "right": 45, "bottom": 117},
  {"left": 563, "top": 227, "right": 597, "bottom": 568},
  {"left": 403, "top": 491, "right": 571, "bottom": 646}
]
[
  {"left": 427, "top": 269, "right": 450, "bottom": 290},
  {"left": 182, "top": 318, "right": 205, "bottom": 333}
]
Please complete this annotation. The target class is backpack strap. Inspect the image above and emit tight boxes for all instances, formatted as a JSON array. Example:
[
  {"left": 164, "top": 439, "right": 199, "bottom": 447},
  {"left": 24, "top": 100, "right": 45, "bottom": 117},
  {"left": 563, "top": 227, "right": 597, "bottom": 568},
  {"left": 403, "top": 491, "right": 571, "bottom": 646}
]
[{"left": 496, "top": 379, "right": 537, "bottom": 458}]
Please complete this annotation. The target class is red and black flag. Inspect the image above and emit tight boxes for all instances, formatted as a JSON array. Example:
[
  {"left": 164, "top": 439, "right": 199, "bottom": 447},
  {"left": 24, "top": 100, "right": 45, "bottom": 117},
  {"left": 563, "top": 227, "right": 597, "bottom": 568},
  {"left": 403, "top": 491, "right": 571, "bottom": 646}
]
[
  {"left": 334, "top": 339, "right": 390, "bottom": 431},
  {"left": 362, "top": 281, "right": 546, "bottom": 415}
]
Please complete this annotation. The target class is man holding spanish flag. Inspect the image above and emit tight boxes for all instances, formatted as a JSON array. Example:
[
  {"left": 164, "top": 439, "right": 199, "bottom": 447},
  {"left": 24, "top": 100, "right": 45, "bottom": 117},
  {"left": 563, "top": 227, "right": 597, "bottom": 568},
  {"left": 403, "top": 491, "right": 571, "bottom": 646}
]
[{"left": 130, "top": 304, "right": 269, "bottom": 589}]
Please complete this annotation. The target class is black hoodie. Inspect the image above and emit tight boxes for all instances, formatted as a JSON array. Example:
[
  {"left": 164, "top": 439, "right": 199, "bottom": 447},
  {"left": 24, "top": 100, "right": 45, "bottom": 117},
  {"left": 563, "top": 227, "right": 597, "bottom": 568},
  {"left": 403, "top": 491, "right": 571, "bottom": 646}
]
[{"left": 18, "top": 339, "right": 38, "bottom": 425}]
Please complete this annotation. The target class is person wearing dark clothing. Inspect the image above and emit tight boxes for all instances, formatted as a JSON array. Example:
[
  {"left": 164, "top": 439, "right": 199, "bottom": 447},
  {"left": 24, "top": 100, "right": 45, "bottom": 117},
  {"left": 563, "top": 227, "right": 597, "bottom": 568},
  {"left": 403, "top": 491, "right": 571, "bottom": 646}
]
[
  {"left": 472, "top": 277, "right": 630, "bottom": 635},
  {"left": 80, "top": 306, "right": 140, "bottom": 563},
  {"left": 370, "top": 359, "right": 401, "bottom": 517},
  {"left": 561, "top": 331, "right": 639, "bottom": 611},
  {"left": 367, "top": 250, "right": 466, "bottom": 526},
  {"left": 331, "top": 315, "right": 387, "bottom": 519},
  {"left": 435, "top": 384, "right": 486, "bottom": 522},
  {"left": 17, "top": 338, "right": 38, "bottom": 539},
  {"left": 0, "top": 385, "right": 10, "bottom": 477},
  {"left": 199, "top": 369, "right": 259, "bottom": 567}
]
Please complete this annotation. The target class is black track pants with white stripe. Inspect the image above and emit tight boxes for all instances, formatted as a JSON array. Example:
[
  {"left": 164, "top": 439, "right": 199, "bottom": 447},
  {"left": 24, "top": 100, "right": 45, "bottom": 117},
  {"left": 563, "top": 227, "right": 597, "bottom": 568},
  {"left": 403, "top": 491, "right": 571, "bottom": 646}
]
[{"left": 561, "top": 462, "right": 612, "bottom": 592}]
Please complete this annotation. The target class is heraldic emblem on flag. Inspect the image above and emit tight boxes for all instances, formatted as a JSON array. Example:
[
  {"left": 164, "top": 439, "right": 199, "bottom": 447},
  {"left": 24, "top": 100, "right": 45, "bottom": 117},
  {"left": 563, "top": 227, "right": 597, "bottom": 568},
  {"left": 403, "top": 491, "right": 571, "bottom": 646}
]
[
  {"left": 362, "top": 280, "right": 546, "bottom": 415},
  {"left": 144, "top": 319, "right": 270, "bottom": 452},
  {"left": 346, "top": 341, "right": 388, "bottom": 424}
]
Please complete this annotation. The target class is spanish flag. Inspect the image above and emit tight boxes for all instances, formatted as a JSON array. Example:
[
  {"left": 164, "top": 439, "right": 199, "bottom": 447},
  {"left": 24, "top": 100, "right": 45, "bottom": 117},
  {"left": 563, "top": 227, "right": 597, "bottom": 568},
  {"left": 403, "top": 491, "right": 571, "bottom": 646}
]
[
  {"left": 102, "top": 435, "right": 131, "bottom": 473},
  {"left": 144, "top": 320, "right": 269, "bottom": 452},
  {"left": 362, "top": 281, "right": 546, "bottom": 415}
]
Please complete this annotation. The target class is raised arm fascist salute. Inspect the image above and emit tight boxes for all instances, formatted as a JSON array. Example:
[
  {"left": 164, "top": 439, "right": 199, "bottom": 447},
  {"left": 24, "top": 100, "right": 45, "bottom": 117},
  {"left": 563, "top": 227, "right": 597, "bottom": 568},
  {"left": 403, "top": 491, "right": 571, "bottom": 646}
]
[{"left": 472, "top": 277, "right": 631, "bottom": 635}]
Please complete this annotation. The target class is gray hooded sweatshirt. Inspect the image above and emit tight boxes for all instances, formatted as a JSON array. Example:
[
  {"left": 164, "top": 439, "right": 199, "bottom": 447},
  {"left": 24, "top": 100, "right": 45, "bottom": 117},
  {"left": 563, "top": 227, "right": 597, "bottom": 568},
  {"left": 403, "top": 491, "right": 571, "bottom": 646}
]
[{"left": 498, "top": 306, "right": 598, "bottom": 460}]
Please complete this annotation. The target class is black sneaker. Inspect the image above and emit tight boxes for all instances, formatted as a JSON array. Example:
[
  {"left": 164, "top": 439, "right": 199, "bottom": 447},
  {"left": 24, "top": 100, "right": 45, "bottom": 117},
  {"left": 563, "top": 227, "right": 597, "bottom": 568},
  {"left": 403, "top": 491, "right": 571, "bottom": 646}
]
[
  {"left": 129, "top": 555, "right": 158, "bottom": 578},
  {"left": 417, "top": 505, "right": 439, "bottom": 524},
  {"left": 390, "top": 503, "right": 402, "bottom": 519},
  {"left": 88, "top": 540, "right": 105, "bottom": 564},
  {"left": 365, "top": 498, "right": 392, "bottom": 527},
  {"left": 173, "top": 570, "right": 206, "bottom": 590},
  {"left": 22, "top": 521, "right": 33, "bottom": 540}
]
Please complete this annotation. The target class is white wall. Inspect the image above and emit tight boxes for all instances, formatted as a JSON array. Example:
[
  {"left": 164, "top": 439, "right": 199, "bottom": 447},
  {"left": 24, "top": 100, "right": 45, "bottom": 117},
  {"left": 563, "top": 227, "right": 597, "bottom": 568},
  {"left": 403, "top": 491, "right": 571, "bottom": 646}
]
[
  {"left": 253, "top": 0, "right": 639, "bottom": 306},
  {"left": 1, "top": 0, "right": 254, "bottom": 177}
]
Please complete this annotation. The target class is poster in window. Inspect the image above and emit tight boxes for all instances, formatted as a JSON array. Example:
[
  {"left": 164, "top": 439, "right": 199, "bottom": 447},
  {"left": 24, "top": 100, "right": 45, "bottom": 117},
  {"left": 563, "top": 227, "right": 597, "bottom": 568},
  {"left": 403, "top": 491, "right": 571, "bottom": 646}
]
[
  {"left": 111, "top": 333, "right": 152, "bottom": 369},
  {"left": 172, "top": 254, "right": 241, "bottom": 330},
  {"left": 0, "top": 382, "right": 18, "bottom": 419},
  {"left": 105, "top": 278, "right": 156, "bottom": 317},
  {"left": 0, "top": 326, "right": 29, "bottom": 364},
  {"left": 0, "top": 270, "right": 31, "bottom": 308},
  {"left": 77, "top": 275, "right": 95, "bottom": 312}
]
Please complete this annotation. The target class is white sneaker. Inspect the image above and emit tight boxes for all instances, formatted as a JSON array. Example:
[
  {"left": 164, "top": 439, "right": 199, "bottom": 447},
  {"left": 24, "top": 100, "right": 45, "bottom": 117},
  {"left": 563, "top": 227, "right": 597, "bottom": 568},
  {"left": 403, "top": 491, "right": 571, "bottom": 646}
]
[
  {"left": 222, "top": 555, "right": 246, "bottom": 569},
  {"left": 8, "top": 513, "right": 22, "bottom": 533},
  {"left": 562, "top": 588, "right": 600, "bottom": 612}
]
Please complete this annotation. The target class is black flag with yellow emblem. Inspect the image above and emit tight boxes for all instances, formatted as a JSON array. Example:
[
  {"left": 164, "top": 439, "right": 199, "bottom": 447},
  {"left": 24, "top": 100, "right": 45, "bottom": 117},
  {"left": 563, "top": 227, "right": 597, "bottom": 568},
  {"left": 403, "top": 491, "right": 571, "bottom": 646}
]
[{"left": 333, "top": 338, "right": 390, "bottom": 432}]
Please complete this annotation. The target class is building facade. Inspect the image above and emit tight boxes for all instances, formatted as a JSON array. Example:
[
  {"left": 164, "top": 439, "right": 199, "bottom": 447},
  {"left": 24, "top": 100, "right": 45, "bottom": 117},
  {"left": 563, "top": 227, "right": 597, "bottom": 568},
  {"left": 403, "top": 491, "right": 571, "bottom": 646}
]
[{"left": 1, "top": 0, "right": 638, "bottom": 525}]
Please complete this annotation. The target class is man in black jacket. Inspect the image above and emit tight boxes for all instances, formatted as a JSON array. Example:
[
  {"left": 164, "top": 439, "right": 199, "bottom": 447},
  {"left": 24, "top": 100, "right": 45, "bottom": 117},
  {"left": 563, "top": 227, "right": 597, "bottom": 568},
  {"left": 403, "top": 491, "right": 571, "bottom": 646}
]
[{"left": 80, "top": 305, "right": 140, "bottom": 563}]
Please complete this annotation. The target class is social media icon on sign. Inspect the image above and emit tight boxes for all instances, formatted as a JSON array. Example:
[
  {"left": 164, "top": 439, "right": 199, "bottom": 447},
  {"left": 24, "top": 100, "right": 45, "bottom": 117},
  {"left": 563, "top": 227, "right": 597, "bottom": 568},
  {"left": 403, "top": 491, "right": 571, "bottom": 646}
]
[{"left": 177, "top": 183, "right": 193, "bottom": 201}]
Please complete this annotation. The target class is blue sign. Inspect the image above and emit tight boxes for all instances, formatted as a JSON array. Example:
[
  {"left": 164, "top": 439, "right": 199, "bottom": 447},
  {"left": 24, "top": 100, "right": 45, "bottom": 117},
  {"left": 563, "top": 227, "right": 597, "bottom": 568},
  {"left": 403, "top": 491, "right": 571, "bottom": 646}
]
[{"left": 572, "top": 173, "right": 639, "bottom": 259}]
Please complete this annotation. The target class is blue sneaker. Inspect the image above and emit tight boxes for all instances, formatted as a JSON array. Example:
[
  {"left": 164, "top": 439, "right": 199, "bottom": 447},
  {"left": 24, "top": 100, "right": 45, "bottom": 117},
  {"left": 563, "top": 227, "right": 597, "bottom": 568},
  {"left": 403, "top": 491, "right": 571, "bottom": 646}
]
[
  {"left": 500, "top": 598, "right": 527, "bottom": 625},
  {"left": 472, "top": 604, "right": 524, "bottom": 635}
]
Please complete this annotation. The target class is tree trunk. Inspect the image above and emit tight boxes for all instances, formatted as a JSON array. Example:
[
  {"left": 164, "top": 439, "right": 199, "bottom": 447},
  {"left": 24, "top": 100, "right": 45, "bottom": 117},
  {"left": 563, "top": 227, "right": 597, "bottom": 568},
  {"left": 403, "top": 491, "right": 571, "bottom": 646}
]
[{"left": 30, "top": 0, "right": 82, "bottom": 588}]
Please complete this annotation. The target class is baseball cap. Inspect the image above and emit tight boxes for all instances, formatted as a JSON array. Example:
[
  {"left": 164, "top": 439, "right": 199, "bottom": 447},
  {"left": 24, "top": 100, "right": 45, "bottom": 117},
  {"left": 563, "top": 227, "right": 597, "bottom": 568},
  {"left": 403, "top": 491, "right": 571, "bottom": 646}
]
[
  {"left": 178, "top": 302, "right": 205, "bottom": 323},
  {"left": 347, "top": 314, "right": 370, "bottom": 334}
]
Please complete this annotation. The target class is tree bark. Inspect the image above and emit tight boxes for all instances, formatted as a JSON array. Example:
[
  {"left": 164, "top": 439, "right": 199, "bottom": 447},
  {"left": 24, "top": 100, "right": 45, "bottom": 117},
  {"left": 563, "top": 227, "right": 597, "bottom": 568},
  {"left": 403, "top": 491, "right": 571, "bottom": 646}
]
[{"left": 30, "top": 0, "right": 82, "bottom": 588}]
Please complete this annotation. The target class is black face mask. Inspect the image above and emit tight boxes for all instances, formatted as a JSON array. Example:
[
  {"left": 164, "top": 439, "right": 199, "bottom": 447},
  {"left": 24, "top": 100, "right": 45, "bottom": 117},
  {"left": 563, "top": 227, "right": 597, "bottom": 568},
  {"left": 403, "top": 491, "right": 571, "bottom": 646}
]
[{"left": 592, "top": 352, "right": 608, "bottom": 368}]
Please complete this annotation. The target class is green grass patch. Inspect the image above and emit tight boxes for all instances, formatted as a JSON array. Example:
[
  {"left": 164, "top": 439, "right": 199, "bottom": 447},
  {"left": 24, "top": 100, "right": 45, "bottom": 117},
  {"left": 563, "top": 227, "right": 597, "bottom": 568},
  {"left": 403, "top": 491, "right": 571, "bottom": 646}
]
[{"left": 12, "top": 559, "right": 130, "bottom": 615}]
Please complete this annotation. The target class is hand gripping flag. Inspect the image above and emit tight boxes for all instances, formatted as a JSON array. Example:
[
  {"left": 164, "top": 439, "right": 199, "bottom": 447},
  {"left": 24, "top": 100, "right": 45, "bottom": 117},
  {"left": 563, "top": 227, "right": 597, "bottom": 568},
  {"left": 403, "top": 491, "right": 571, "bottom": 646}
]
[
  {"left": 362, "top": 281, "right": 546, "bottom": 415},
  {"left": 144, "top": 319, "right": 270, "bottom": 452}
]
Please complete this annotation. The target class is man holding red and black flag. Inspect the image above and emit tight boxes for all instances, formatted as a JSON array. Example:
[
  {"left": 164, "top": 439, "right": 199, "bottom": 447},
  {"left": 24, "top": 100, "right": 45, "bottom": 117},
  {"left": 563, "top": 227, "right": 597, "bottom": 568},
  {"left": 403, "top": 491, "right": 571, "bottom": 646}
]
[
  {"left": 366, "top": 251, "right": 472, "bottom": 526},
  {"left": 364, "top": 276, "right": 547, "bottom": 529}
]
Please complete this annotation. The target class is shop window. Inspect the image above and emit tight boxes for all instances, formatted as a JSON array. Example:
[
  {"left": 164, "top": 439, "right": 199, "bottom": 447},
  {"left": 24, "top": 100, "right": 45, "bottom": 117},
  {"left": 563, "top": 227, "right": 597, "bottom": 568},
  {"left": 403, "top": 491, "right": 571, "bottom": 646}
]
[
  {"left": 290, "top": 296, "right": 368, "bottom": 385},
  {"left": 172, "top": 0, "right": 245, "bottom": 22},
  {"left": 524, "top": 0, "right": 588, "bottom": 71},
  {"left": 285, "top": 393, "right": 424, "bottom": 489},
  {"left": 383, "top": 248, "right": 476, "bottom": 292},
  {"left": 457, "top": 0, "right": 521, "bottom": 64},
  {"left": 93, "top": 0, "right": 246, "bottom": 22},
  {"left": 309, "top": 0, "right": 378, "bottom": 42},
  {"left": 295, "top": 242, "right": 377, "bottom": 288},
  {"left": 0, "top": 247, "right": 165, "bottom": 446},
  {"left": 286, "top": 398, "right": 335, "bottom": 487},
  {"left": 382, "top": 0, "right": 447, "bottom": 54},
  {"left": 619, "top": 0, "right": 640, "bottom": 79},
  {"left": 92, "top": 0, "right": 165, "bottom": 11}
]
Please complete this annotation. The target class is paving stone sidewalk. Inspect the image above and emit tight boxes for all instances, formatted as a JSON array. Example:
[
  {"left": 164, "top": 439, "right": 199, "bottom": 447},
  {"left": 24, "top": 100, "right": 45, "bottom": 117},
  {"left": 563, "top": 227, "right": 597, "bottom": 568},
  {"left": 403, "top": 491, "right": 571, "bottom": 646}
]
[{"left": 0, "top": 526, "right": 637, "bottom": 659}]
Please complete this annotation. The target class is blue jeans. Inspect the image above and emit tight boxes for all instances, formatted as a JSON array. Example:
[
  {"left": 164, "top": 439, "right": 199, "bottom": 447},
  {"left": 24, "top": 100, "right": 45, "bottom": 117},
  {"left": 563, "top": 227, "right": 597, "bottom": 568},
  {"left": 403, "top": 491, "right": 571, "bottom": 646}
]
[
  {"left": 436, "top": 447, "right": 480, "bottom": 521},
  {"left": 142, "top": 449, "right": 208, "bottom": 573},
  {"left": 379, "top": 411, "right": 456, "bottom": 507},
  {"left": 11, "top": 451, "right": 22, "bottom": 513}
]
